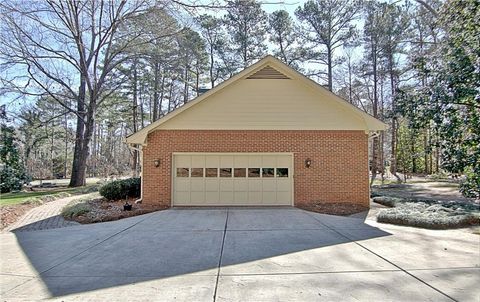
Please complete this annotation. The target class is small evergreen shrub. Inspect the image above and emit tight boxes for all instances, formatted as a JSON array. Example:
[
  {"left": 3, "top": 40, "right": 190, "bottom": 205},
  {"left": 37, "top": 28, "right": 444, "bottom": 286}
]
[
  {"left": 62, "top": 201, "right": 91, "bottom": 219},
  {"left": 75, "top": 185, "right": 100, "bottom": 194},
  {"left": 99, "top": 177, "right": 141, "bottom": 201},
  {"left": 377, "top": 203, "right": 480, "bottom": 229},
  {"left": 55, "top": 192, "right": 72, "bottom": 198},
  {"left": 372, "top": 196, "right": 404, "bottom": 207},
  {"left": 376, "top": 197, "right": 480, "bottom": 229},
  {"left": 460, "top": 169, "right": 480, "bottom": 199}
]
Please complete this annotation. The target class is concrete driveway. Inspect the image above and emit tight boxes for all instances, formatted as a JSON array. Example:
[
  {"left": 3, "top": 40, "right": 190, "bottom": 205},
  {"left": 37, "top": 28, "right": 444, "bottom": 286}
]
[{"left": 1, "top": 208, "right": 478, "bottom": 301}]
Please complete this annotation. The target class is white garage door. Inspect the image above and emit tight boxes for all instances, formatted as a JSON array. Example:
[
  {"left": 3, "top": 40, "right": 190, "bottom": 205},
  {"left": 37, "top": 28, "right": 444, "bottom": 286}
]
[{"left": 173, "top": 153, "right": 293, "bottom": 206}]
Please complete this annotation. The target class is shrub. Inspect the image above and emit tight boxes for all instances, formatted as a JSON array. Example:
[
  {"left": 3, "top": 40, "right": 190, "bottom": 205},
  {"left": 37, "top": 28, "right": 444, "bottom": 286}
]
[
  {"left": 22, "top": 197, "right": 42, "bottom": 205},
  {"left": 62, "top": 201, "right": 91, "bottom": 219},
  {"left": 99, "top": 177, "right": 141, "bottom": 201},
  {"left": 460, "top": 168, "right": 480, "bottom": 199},
  {"left": 0, "top": 165, "right": 30, "bottom": 193},
  {"left": 74, "top": 185, "right": 100, "bottom": 194},
  {"left": 55, "top": 192, "right": 72, "bottom": 198},
  {"left": 377, "top": 200, "right": 480, "bottom": 229},
  {"left": 372, "top": 196, "right": 404, "bottom": 207}
]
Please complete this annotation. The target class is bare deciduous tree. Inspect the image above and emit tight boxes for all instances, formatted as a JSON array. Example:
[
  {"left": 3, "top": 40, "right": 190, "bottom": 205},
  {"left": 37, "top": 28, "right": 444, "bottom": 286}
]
[{"left": 0, "top": 0, "right": 167, "bottom": 186}]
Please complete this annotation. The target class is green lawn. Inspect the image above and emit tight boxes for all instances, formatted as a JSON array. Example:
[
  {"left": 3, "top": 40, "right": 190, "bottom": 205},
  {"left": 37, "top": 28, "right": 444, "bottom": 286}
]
[{"left": 0, "top": 185, "right": 97, "bottom": 206}]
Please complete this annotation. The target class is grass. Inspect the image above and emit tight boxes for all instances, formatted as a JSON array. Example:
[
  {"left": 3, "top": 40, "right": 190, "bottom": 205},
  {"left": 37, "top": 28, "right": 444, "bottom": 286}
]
[{"left": 0, "top": 184, "right": 99, "bottom": 206}]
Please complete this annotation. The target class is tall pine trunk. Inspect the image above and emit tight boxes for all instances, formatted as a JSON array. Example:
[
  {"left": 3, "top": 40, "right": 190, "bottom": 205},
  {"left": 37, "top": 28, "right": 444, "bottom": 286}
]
[
  {"left": 132, "top": 60, "right": 139, "bottom": 177},
  {"left": 326, "top": 46, "right": 333, "bottom": 91},
  {"left": 152, "top": 61, "right": 160, "bottom": 121}
]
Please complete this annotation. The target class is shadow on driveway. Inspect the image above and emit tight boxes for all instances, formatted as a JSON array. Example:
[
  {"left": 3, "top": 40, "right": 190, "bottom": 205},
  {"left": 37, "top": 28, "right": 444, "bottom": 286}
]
[{"left": 5, "top": 207, "right": 392, "bottom": 298}]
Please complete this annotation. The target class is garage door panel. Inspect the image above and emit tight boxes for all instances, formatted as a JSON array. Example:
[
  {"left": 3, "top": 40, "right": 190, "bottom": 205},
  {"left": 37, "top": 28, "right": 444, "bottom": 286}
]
[
  {"left": 205, "top": 191, "right": 219, "bottom": 203},
  {"left": 220, "top": 191, "right": 234, "bottom": 203},
  {"left": 205, "top": 156, "right": 219, "bottom": 167},
  {"left": 175, "top": 156, "right": 191, "bottom": 167},
  {"left": 262, "top": 179, "right": 276, "bottom": 191},
  {"left": 175, "top": 192, "right": 190, "bottom": 204},
  {"left": 173, "top": 153, "right": 292, "bottom": 206},
  {"left": 174, "top": 179, "right": 190, "bottom": 192},
  {"left": 262, "top": 156, "right": 276, "bottom": 167},
  {"left": 248, "top": 180, "right": 262, "bottom": 191},
  {"left": 205, "top": 179, "right": 218, "bottom": 191},
  {"left": 220, "top": 156, "right": 234, "bottom": 167},
  {"left": 248, "top": 191, "right": 262, "bottom": 203},
  {"left": 276, "top": 179, "right": 291, "bottom": 191},
  {"left": 220, "top": 179, "right": 234, "bottom": 191},
  {"left": 191, "top": 179, "right": 204, "bottom": 191},
  {"left": 234, "top": 156, "right": 248, "bottom": 167},
  {"left": 277, "top": 191, "right": 291, "bottom": 203},
  {"left": 262, "top": 191, "right": 276, "bottom": 204},
  {"left": 248, "top": 156, "right": 262, "bottom": 167},
  {"left": 191, "top": 155, "right": 205, "bottom": 167},
  {"left": 191, "top": 191, "right": 205, "bottom": 203},
  {"left": 234, "top": 179, "right": 248, "bottom": 191},
  {"left": 234, "top": 192, "right": 247, "bottom": 203},
  {"left": 277, "top": 155, "right": 291, "bottom": 167}
]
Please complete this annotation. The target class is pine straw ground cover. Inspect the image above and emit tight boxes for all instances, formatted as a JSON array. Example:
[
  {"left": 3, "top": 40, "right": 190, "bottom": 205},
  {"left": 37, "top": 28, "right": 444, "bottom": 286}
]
[
  {"left": 62, "top": 197, "right": 168, "bottom": 224},
  {"left": 373, "top": 196, "right": 480, "bottom": 229},
  {"left": 297, "top": 202, "right": 369, "bottom": 216}
]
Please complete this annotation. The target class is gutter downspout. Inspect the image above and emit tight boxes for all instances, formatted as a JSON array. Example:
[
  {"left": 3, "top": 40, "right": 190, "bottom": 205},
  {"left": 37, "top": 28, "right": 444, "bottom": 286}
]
[
  {"left": 127, "top": 143, "right": 144, "bottom": 204},
  {"left": 366, "top": 131, "right": 381, "bottom": 206}
]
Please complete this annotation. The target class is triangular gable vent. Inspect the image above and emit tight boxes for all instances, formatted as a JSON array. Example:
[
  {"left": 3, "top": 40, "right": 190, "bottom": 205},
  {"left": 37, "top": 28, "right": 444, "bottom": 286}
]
[{"left": 246, "top": 65, "right": 290, "bottom": 79}]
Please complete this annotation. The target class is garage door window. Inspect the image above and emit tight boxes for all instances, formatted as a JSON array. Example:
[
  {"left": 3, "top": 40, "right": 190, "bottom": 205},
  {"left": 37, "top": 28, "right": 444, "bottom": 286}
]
[
  {"left": 276, "top": 168, "right": 289, "bottom": 177},
  {"left": 248, "top": 168, "right": 260, "bottom": 177},
  {"left": 220, "top": 168, "right": 232, "bottom": 177},
  {"left": 177, "top": 168, "right": 189, "bottom": 177},
  {"left": 234, "top": 168, "right": 246, "bottom": 177},
  {"left": 191, "top": 168, "right": 204, "bottom": 177},
  {"left": 206, "top": 168, "right": 218, "bottom": 177},
  {"left": 262, "top": 168, "right": 274, "bottom": 177}
]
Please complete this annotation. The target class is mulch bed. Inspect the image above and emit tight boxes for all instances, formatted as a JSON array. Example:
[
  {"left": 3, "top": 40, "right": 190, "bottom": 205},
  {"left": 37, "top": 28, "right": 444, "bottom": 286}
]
[
  {"left": 67, "top": 197, "right": 168, "bottom": 224},
  {"left": 297, "top": 202, "right": 369, "bottom": 216},
  {"left": 0, "top": 204, "right": 37, "bottom": 230}
]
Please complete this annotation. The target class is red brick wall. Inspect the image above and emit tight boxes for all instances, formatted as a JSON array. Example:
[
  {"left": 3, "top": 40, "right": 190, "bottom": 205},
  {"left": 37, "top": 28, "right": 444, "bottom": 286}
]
[{"left": 142, "top": 130, "right": 369, "bottom": 207}]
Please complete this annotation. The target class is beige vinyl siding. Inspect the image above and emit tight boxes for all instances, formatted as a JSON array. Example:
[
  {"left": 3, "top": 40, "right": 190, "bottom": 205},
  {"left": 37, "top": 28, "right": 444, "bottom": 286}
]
[{"left": 158, "top": 78, "right": 368, "bottom": 130}]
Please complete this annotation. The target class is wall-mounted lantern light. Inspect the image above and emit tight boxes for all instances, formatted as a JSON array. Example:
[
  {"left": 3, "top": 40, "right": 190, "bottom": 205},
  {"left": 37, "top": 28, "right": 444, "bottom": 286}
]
[
  {"left": 153, "top": 159, "right": 161, "bottom": 167},
  {"left": 305, "top": 158, "right": 312, "bottom": 168}
]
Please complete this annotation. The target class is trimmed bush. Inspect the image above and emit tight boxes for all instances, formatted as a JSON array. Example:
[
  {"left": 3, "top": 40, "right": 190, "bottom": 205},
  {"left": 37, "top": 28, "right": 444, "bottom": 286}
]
[
  {"left": 99, "top": 177, "right": 141, "bottom": 201},
  {"left": 55, "top": 192, "right": 72, "bottom": 198},
  {"left": 377, "top": 202, "right": 479, "bottom": 229},
  {"left": 372, "top": 196, "right": 404, "bottom": 207},
  {"left": 74, "top": 185, "right": 100, "bottom": 194},
  {"left": 62, "top": 201, "right": 91, "bottom": 219}
]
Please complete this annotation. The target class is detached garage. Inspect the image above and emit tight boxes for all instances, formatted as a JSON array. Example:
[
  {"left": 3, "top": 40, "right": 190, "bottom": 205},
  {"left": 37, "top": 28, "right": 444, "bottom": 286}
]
[{"left": 126, "top": 56, "right": 386, "bottom": 208}]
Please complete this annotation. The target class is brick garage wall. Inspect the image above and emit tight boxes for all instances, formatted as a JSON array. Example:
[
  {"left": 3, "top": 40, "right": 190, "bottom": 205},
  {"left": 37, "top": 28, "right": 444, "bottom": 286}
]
[{"left": 142, "top": 130, "right": 369, "bottom": 207}]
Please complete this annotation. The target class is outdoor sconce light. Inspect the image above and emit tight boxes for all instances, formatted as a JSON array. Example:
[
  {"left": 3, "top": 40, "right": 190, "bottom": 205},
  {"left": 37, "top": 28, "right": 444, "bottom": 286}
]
[
  {"left": 305, "top": 158, "right": 312, "bottom": 168},
  {"left": 153, "top": 159, "right": 161, "bottom": 168}
]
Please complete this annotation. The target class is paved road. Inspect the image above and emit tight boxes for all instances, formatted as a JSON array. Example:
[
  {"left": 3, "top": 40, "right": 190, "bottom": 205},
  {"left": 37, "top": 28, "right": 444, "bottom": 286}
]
[{"left": 0, "top": 208, "right": 478, "bottom": 301}]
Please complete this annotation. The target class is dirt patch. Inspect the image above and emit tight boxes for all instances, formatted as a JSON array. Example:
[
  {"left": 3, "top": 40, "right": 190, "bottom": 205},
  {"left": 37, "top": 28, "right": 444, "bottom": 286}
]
[
  {"left": 372, "top": 181, "right": 475, "bottom": 203},
  {"left": 297, "top": 202, "right": 369, "bottom": 216},
  {"left": 0, "top": 203, "right": 36, "bottom": 230},
  {"left": 64, "top": 197, "right": 168, "bottom": 224}
]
